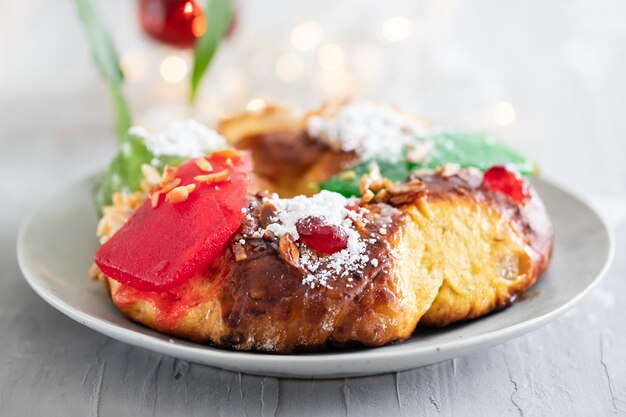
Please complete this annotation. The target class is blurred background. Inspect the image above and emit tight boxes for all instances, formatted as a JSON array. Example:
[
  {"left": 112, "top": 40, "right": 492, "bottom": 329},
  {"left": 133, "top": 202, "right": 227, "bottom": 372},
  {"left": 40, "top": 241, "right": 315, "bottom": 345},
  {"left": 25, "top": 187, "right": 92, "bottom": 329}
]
[
  {"left": 1, "top": 0, "right": 625, "bottom": 204},
  {"left": 1, "top": 2, "right": 625, "bottom": 413}
]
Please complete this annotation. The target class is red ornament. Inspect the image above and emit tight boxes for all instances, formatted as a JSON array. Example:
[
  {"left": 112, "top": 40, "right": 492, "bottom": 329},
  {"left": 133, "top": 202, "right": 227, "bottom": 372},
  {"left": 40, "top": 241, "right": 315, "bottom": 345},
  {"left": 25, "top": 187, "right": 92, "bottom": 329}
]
[
  {"left": 138, "top": 0, "right": 206, "bottom": 48},
  {"left": 296, "top": 216, "right": 349, "bottom": 255},
  {"left": 482, "top": 166, "right": 530, "bottom": 204}
]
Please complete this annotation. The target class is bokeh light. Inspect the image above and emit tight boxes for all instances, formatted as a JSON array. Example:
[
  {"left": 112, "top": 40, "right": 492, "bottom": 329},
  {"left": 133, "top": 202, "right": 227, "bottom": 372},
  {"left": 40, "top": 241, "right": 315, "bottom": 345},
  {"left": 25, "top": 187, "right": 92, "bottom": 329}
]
[{"left": 160, "top": 55, "right": 188, "bottom": 83}]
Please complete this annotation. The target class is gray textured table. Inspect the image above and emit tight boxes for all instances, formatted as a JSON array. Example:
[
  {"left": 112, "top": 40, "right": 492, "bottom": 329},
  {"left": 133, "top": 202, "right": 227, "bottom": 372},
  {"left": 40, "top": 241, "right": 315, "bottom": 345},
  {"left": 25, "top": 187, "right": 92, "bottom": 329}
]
[{"left": 2, "top": 0, "right": 625, "bottom": 415}]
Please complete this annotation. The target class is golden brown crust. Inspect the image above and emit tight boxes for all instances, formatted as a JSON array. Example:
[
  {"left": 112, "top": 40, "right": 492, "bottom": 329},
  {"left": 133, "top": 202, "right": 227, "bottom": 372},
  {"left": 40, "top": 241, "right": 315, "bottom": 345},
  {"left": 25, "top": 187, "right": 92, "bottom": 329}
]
[
  {"left": 108, "top": 202, "right": 442, "bottom": 352},
  {"left": 103, "top": 171, "right": 552, "bottom": 352}
]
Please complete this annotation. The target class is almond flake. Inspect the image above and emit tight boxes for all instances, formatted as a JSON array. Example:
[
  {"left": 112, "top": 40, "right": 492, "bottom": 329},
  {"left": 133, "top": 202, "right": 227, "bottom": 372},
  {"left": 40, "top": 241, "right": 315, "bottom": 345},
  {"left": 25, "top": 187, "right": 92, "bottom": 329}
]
[
  {"left": 165, "top": 185, "right": 190, "bottom": 204},
  {"left": 279, "top": 233, "right": 300, "bottom": 269},
  {"left": 158, "top": 177, "right": 182, "bottom": 195},
  {"left": 141, "top": 164, "right": 161, "bottom": 184},
  {"left": 361, "top": 189, "right": 375, "bottom": 203},
  {"left": 161, "top": 165, "right": 178, "bottom": 183},
  {"left": 195, "top": 158, "right": 213, "bottom": 172},
  {"left": 151, "top": 192, "right": 161, "bottom": 208},
  {"left": 194, "top": 169, "right": 231, "bottom": 183}
]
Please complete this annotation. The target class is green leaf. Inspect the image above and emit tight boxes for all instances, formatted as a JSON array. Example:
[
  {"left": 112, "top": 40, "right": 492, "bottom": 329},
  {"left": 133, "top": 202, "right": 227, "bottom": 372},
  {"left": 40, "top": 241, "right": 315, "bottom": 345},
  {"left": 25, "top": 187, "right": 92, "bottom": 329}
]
[
  {"left": 75, "top": 0, "right": 132, "bottom": 142},
  {"left": 92, "top": 136, "right": 190, "bottom": 214},
  {"left": 320, "top": 131, "right": 538, "bottom": 198},
  {"left": 93, "top": 136, "right": 153, "bottom": 213},
  {"left": 190, "top": 0, "right": 234, "bottom": 104}
]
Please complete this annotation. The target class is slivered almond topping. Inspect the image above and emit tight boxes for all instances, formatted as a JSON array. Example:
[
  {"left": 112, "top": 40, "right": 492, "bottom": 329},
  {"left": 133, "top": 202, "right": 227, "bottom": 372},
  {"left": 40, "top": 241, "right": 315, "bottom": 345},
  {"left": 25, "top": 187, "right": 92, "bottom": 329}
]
[
  {"left": 225, "top": 157, "right": 234, "bottom": 167},
  {"left": 194, "top": 169, "right": 231, "bottom": 183},
  {"left": 387, "top": 179, "right": 427, "bottom": 206},
  {"left": 372, "top": 188, "right": 390, "bottom": 203},
  {"left": 439, "top": 163, "right": 461, "bottom": 178},
  {"left": 165, "top": 185, "right": 190, "bottom": 204},
  {"left": 195, "top": 158, "right": 213, "bottom": 172},
  {"left": 352, "top": 217, "right": 366, "bottom": 229},
  {"left": 141, "top": 164, "right": 162, "bottom": 184},
  {"left": 279, "top": 233, "right": 300, "bottom": 268},
  {"left": 158, "top": 177, "right": 182, "bottom": 195},
  {"left": 161, "top": 165, "right": 178, "bottom": 183},
  {"left": 361, "top": 189, "right": 375, "bottom": 203},
  {"left": 359, "top": 163, "right": 384, "bottom": 197},
  {"left": 107, "top": 211, "right": 126, "bottom": 232},
  {"left": 232, "top": 243, "right": 247, "bottom": 261},
  {"left": 151, "top": 192, "right": 160, "bottom": 208},
  {"left": 96, "top": 217, "right": 109, "bottom": 238}
]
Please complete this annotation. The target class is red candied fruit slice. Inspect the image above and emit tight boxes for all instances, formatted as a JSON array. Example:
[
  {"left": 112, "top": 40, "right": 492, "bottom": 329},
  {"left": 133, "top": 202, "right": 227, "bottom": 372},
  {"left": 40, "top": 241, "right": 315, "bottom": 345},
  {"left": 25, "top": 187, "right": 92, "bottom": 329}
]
[
  {"left": 94, "top": 151, "right": 251, "bottom": 291},
  {"left": 482, "top": 165, "right": 530, "bottom": 204},
  {"left": 296, "top": 216, "right": 348, "bottom": 255}
]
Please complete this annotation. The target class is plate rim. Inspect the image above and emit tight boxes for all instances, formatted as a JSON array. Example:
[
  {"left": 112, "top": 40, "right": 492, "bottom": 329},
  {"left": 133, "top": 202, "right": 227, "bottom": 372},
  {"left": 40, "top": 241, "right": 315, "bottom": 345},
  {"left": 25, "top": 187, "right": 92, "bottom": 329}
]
[{"left": 16, "top": 175, "right": 615, "bottom": 378}]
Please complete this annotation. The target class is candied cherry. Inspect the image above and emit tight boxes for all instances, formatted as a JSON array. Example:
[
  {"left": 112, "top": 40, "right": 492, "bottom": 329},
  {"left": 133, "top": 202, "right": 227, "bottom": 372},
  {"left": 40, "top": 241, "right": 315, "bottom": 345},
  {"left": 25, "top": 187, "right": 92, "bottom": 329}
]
[
  {"left": 296, "top": 216, "right": 348, "bottom": 255},
  {"left": 482, "top": 165, "right": 530, "bottom": 204}
]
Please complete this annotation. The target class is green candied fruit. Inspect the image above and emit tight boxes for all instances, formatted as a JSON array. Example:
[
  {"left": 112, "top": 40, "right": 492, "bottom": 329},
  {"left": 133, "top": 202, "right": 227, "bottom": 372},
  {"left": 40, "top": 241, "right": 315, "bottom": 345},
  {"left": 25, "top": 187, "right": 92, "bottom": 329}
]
[
  {"left": 320, "top": 131, "right": 538, "bottom": 198},
  {"left": 416, "top": 131, "right": 537, "bottom": 175}
]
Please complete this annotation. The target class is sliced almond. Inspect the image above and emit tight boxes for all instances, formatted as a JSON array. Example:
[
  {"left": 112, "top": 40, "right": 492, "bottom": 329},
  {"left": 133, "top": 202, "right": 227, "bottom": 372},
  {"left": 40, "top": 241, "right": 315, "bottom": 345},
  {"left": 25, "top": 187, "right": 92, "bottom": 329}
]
[
  {"left": 195, "top": 158, "right": 213, "bottom": 172},
  {"left": 141, "top": 164, "right": 162, "bottom": 184},
  {"left": 361, "top": 189, "right": 375, "bottom": 203},
  {"left": 194, "top": 169, "right": 231, "bottom": 183},
  {"left": 259, "top": 200, "right": 278, "bottom": 228},
  {"left": 151, "top": 192, "right": 161, "bottom": 208},
  {"left": 165, "top": 185, "right": 190, "bottom": 204},
  {"left": 161, "top": 165, "right": 178, "bottom": 183},
  {"left": 279, "top": 234, "right": 300, "bottom": 268},
  {"left": 158, "top": 177, "right": 182, "bottom": 195}
]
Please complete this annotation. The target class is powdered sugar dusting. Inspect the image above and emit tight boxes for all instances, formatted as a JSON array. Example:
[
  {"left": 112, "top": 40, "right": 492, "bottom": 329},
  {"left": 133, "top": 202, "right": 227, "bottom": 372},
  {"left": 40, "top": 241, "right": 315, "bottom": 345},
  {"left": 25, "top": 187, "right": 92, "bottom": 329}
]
[
  {"left": 306, "top": 101, "right": 425, "bottom": 161},
  {"left": 253, "top": 191, "right": 372, "bottom": 289},
  {"left": 129, "top": 120, "right": 227, "bottom": 159},
  {"left": 265, "top": 191, "right": 354, "bottom": 240}
]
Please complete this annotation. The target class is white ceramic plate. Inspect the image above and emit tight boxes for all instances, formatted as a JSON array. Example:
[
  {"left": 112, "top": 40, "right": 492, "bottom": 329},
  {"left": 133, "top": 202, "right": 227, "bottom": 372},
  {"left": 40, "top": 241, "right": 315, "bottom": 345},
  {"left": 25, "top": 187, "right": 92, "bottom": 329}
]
[{"left": 17, "top": 176, "right": 614, "bottom": 378}]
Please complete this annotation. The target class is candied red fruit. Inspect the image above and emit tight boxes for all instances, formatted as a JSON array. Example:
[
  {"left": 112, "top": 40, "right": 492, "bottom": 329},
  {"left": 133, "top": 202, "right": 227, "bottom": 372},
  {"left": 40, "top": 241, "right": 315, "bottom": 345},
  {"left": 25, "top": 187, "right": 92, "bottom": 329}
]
[
  {"left": 296, "top": 216, "right": 348, "bottom": 255},
  {"left": 482, "top": 166, "right": 530, "bottom": 204},
  {"left": 94, "top": 152, "right": 251, "bottom": 291}
]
